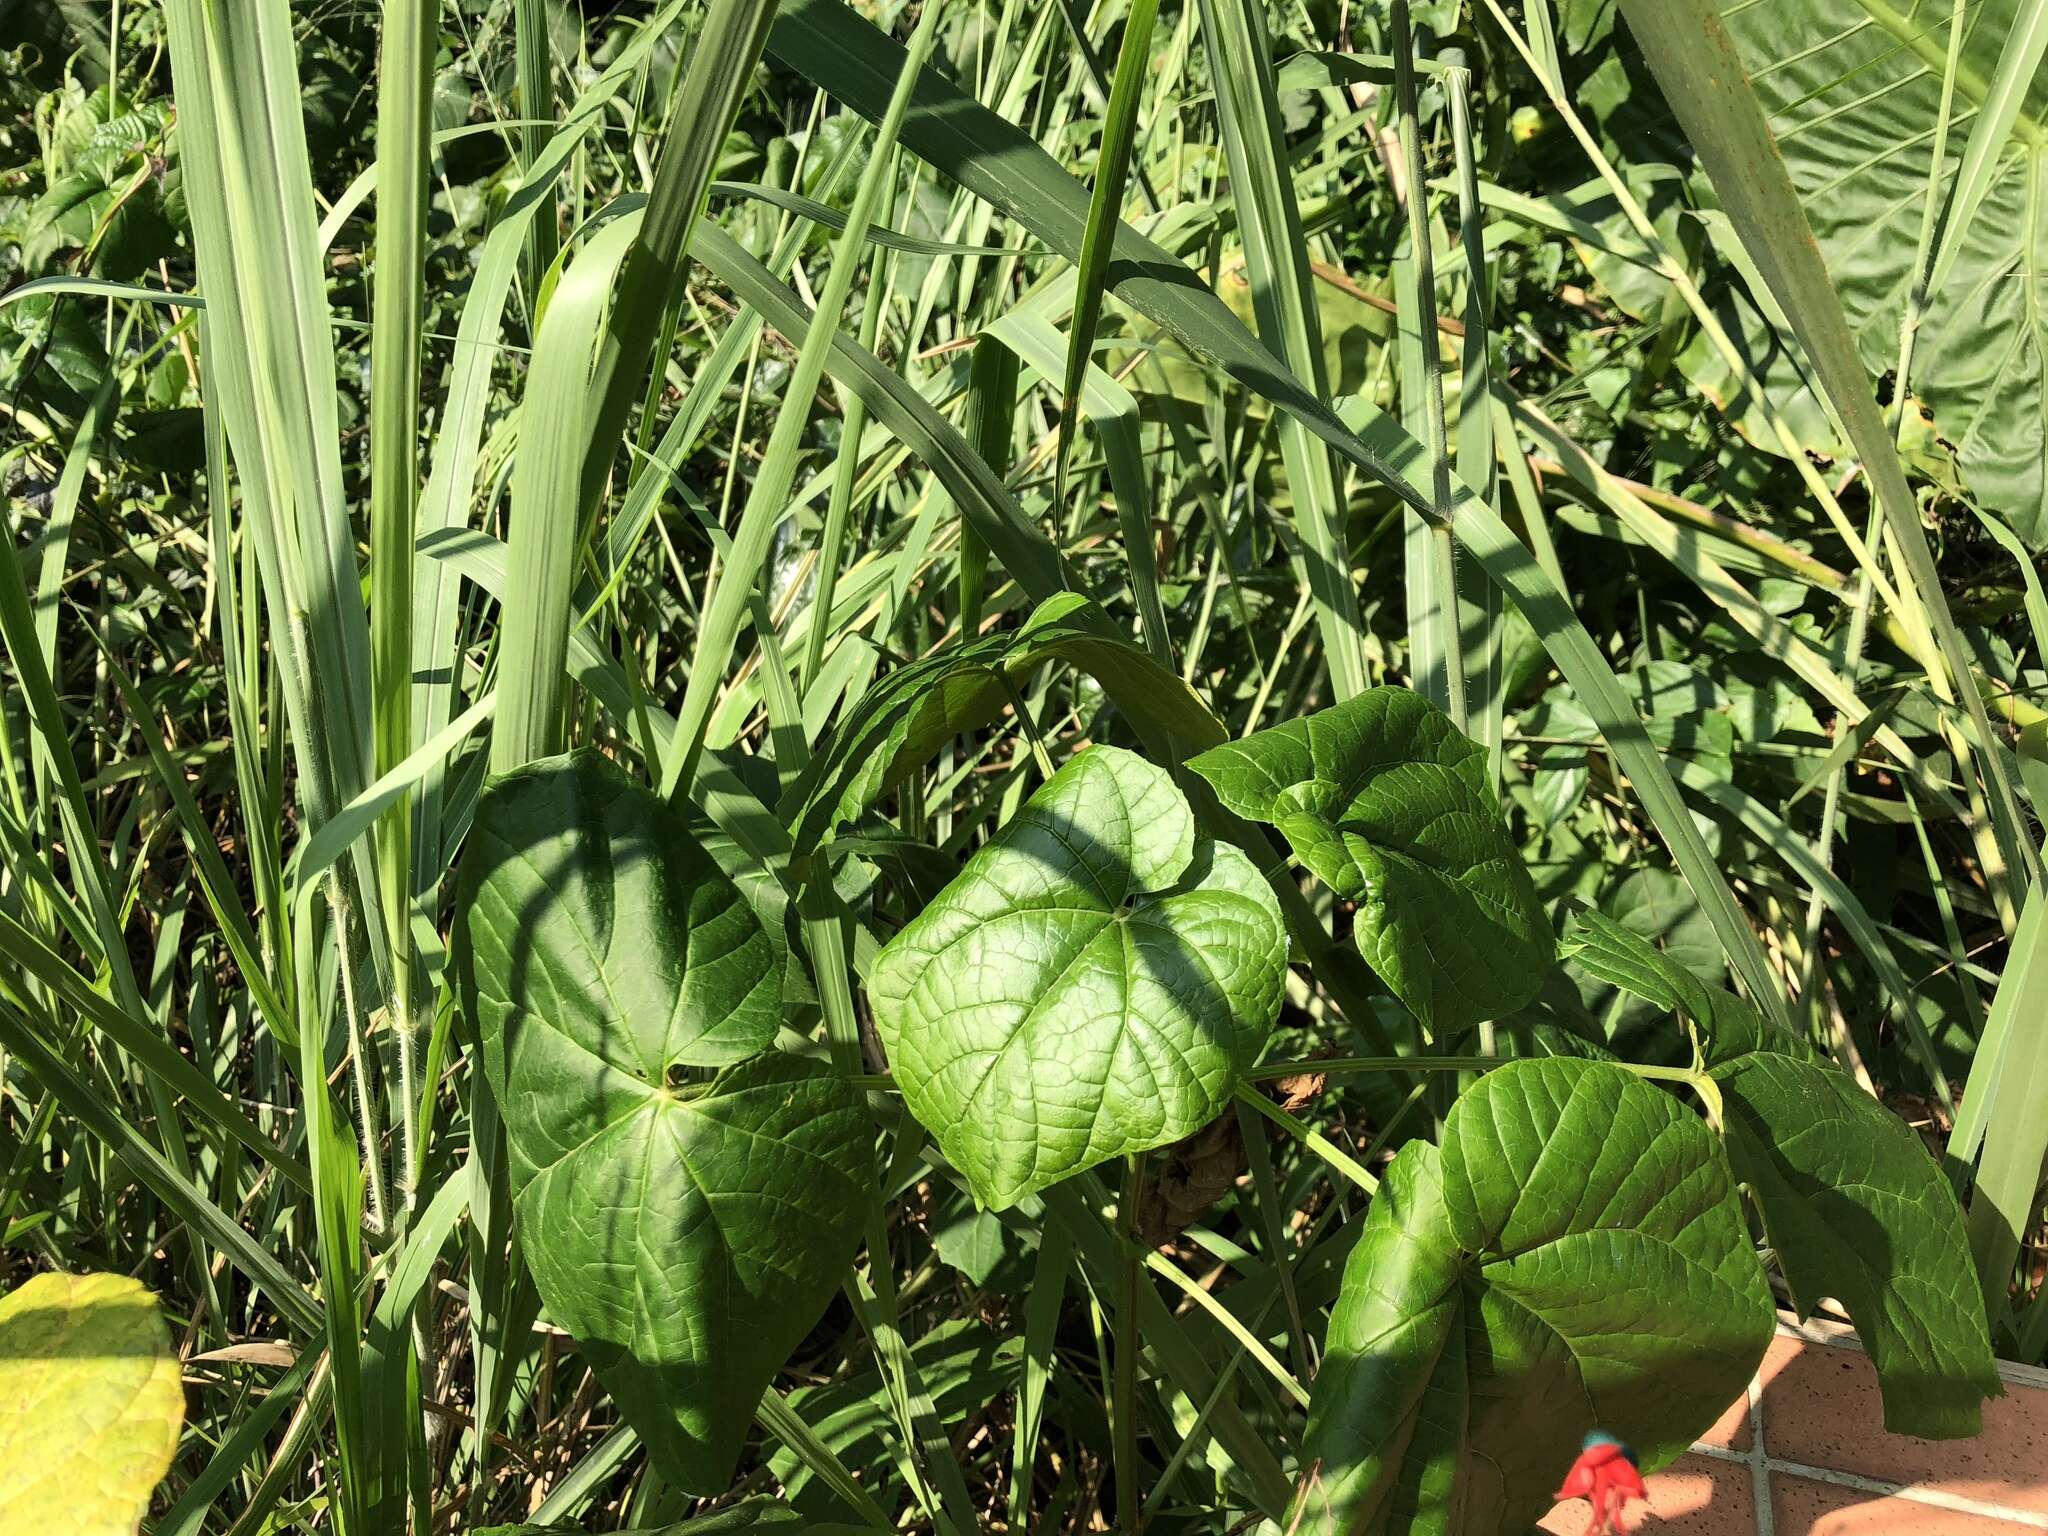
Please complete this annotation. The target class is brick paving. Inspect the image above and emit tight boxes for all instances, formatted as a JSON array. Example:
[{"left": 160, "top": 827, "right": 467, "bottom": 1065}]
[{"left": 1538, "top": 1321, "right": 2048, "bottom": 1534}]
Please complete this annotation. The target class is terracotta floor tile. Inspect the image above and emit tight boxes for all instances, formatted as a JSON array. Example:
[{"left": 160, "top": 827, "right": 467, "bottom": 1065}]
[
  {"left": 1697, "top": 1385, "right": 1756, "bottom": 1454},
  {"left": 1770, "top": 1471, "right": 2043, "bottom": 1533},
  {"left": 1760, "top": 1340, "right": 2048, "bottom": 1517},
  {"left": 1538, "top": 1452, "right": 1753, "bottom": 1534}
]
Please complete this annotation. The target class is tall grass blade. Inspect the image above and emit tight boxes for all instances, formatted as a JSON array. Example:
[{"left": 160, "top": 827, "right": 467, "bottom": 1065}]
[
  {"left": 1613, "top": 0, "right": 2041, "bottom": 905},
  {"left": 578, "top": 0, "right": 781, "bottom": 521},
  {"left": 1927, "top": 0, "right": 2048, "bottom": 298},
  {"left": 1962, "top": 883, "right": 2048, "bottom": 1322},
  {"left": 662, "top": 1, "right": 947, "bottom": 801},
  {"left": 369, "top": 0, "right": 438, "bottom": 1200},
  {"left": 491, "top": 214, "right": 642, "bottom": 773},
  {"left": 1391, "top": 0, "right": 1462, "bottom": 725},
  {"left": 1193, "top": 0, "right": 1369, "bottom": 701},
  {"left": 1058, "top": 0, "right": 1158, "bottom": 513},
  {"left": 515, "top": 0, "right": 560, "bottom": 292}
]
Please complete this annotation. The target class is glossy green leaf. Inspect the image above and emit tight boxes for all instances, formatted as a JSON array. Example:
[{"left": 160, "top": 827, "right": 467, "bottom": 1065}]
[
  {"left": 0, "top": 1273, "right": 185, "bottom": 1535},
  {"left": 1302, "top": 1059, "right": 1772, "bottom": 1536},
  {"left": 870, "top": 746, "right": 1286, "bottom": 1209},
  {"left": 1562, "top": 912, "right": 2001, "bottom": 1438},
  {"left": 1189, "top": 690, "right": 1550, "bottom": 1036},
  {"left": 457, "top": 751, "right": 873, "bottom": 1491}
]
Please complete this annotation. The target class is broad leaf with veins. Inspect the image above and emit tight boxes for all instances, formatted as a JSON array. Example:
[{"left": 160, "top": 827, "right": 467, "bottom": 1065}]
[
  {"left": 1303, "top": 1059, "right": 1772, "bottom": 1536},
  {"left": 457, "top": 751, "right": 871, "bottom": 1492},
  {"left": 1721, "top": 0, "right": 2048, "bottom": 546},
  {"left": 1189, "top": 689, "right": 1550, "bottom": 1036},
  {"left": 0, "top": 1272, "right": 184, "bottom": 1536},
  {"left": 869, "top": 745, "right": 1286, "bottom": 1210},
  {"left": 1563, "top": 911, "right": 2001, "bottom": 1438}
]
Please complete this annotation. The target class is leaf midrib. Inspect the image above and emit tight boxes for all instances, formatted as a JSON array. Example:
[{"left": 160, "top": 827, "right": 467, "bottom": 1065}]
[{"left": 1841, "top": 0, "right": 2045, "bottom": 146}]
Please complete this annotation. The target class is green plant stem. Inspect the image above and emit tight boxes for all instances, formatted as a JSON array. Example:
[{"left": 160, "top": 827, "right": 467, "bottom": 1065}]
[
  {"left": 515, "top": 0, "right": 559, "bottom": 293},
  {"left": 801, "top": 153, "right": 900, "bottom": 693},
  {"left": 1059, "top": 0, "right": 1159, "bottom": 509},
  {"left": 1141, "top": 1248, "right": 1307, "bottom": 1408},
  {"left": 957, "top": 332, "right": 1019, "bottom": 645},
  {"left": 370, "top": 0, "right": 436, "bottom": 1204},
  {"left": 1115, "top": 1151, "right": 1145, "bottom": 1536},
  {"left": 1233, "top": 1084, "right": 1377, "bottom": 1192},
  {"left": 1608, "top": 0, "right": 2041, "bottom": 913}
]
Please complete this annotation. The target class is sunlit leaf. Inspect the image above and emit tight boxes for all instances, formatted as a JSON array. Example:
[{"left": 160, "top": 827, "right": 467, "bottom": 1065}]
[
  {"left": 0, "top": 1273, "right": 185, "bottom": 1536},
  {"left": 1303, "top": 1059, "right": 1773, "bottom": 1536},
  {"left": 870, "top": 746, "right": 1286, "bottom": 1209}
]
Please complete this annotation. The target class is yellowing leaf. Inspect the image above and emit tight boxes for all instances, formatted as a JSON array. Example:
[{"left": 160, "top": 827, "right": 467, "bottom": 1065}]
[{"left": 0, "top": 1272, "right": 184, "bottom": 1535}]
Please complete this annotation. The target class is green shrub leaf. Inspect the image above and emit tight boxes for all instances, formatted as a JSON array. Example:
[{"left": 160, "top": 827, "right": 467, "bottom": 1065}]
[
  {"left": 457, "top": 751, "right": 873, "bottom": 1491},
  {"left": 870, "top": 745, "right": 1285, "bottom": 1209},
  {"left": 1303, "top": 1059, "right": 1772, "bottom": 1535},
  {"left": 1562, "top": 911, "right": 2001, "bottom": 1438},
  {"left": 1188, "top": 689, "right": 1550, "bottom": 1036},
  {"left": 0, "top": 1272, "right": 185, "bottom": 1536}
]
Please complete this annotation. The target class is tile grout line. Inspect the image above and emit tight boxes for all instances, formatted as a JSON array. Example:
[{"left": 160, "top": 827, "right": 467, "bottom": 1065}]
[
  {"left": 1687, "top": 1442, "right": 2048, "bottom": 1531},
  {"left": 1745, "top": 1367, "right": 1774, "bottom": 1536},
  {"left": 1673, "top": 1324, "right": 2048, "bottom": 1532}
]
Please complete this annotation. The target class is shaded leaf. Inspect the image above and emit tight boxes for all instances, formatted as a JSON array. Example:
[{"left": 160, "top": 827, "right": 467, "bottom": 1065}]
[
  {"left": 1562, "top": 912, "right": 2000, "bottom": 1438},
  {"left": 457, "top": 751, "right": 872, "bottom": 1491}
]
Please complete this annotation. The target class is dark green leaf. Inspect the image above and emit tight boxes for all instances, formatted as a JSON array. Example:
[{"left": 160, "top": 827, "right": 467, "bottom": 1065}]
[
  {"left": 1189, "top": 690, "right": 1550, "bottom": 1036},
  {"left": 1303, "top": 1059, "right": 1773, "bottom": 1535},
  {"left": 1562, "top": 912, "right": 2000, "bottom": 1438},
  {"left": 457, "top": 751, "right": 873, "bottom": 1491}
]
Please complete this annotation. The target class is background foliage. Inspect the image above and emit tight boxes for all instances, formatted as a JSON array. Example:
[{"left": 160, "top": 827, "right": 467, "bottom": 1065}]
[{"left": 1, "top": 0, "right": 2045, "bottom": 1530}]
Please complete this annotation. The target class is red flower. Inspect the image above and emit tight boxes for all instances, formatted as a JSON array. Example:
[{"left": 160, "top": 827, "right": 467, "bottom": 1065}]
[{"left": 1554, "top": 1432, "right": 1648, "bottom": 1534}]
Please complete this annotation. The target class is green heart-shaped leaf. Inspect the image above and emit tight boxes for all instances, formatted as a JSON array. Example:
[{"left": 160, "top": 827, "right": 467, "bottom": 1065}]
[
  {"left": 0, "top": 1272, "right": 184, "bottom": 1536},
  {"left": 1188, "top": 689, "right": 1550, "bottom": 1035},
  {"left": 870, "top": 745, "right": 1286, "bottom": 1209},
  {"left": 1563, "top": 911, "right": 2000, "bottom": 1439},
  {"left": 1304, "top": 1058, "right": 1772, "bottom": 1536},
  {"left": 457, "top": 751, "right": 872, "bottom": 1492}
]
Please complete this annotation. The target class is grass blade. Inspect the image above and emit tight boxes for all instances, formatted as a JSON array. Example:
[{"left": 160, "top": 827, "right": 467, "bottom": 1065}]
[
  {"left": 1613, "top": 0, "right": 2041, "bottom": 907},
  {"left": 369, "top": 0, "right": 438, "bottom": 1198},
  {"left": 1058, "top": 0, "right": 1159, "bottom": 512},
  {"left": 661, "top": 0, "right": 948, "bottom": 801},
  {"left": 1194, "top": 0, "right": 1369, "bottom": 702},
  {"left": 491, "top": 214, "right": 641, "bottom": 773}
]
